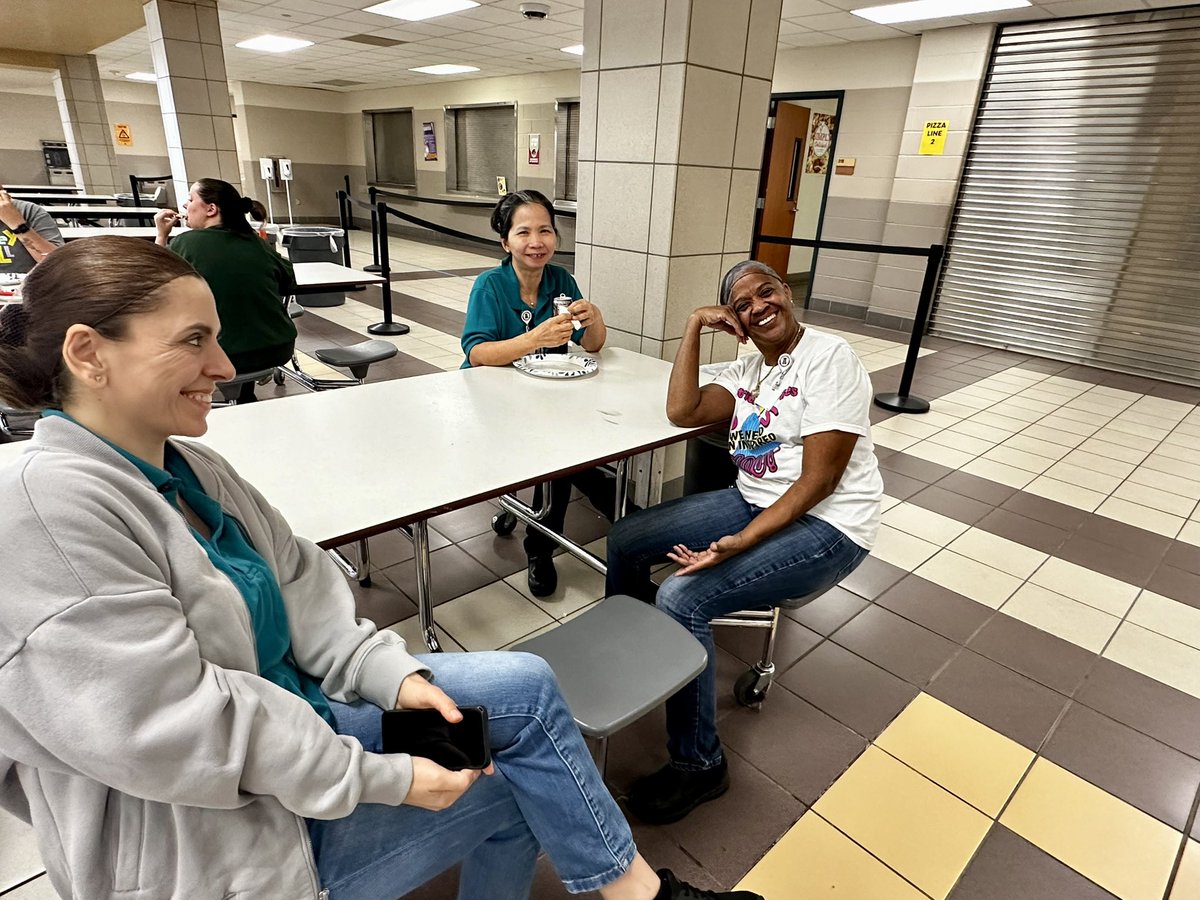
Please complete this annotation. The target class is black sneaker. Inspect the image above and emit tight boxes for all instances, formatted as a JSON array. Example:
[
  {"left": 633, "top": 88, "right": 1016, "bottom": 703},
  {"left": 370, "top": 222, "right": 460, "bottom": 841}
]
[
  {"left": 627, "top": 759, "right": 729, "bottom": 825},
  {"left": 527, "top": 554, "right": 557, "bottom": 597},
  {"left": 655, "top": 868, "right": 764, "bottom": 900}
]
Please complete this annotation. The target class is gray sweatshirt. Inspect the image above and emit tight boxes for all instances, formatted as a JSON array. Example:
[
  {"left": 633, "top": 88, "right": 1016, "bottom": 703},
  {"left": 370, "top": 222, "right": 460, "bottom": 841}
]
[{"left": 0, "top": 416, "right": 429, "bottom": 898}]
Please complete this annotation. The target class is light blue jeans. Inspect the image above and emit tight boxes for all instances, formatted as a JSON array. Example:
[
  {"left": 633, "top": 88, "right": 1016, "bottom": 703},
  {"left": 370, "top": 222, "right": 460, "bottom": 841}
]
[
  {"left": 605, "top": 487, "right": 869, "bottom": 770},
  {"left": 308, "top": 652, "right": 634, "bottom": 899}
]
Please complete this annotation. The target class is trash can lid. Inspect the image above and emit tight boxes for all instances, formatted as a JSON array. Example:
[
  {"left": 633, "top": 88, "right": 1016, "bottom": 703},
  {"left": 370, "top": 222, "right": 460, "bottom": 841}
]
[{"left": 280, "top": 225, "right": 344, "bottom": 237}]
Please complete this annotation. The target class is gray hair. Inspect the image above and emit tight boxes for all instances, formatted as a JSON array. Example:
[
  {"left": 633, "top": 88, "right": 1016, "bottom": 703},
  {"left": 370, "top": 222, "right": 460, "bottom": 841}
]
[{"left": 718, "top": 260, "right": 785, "bottom": 306}]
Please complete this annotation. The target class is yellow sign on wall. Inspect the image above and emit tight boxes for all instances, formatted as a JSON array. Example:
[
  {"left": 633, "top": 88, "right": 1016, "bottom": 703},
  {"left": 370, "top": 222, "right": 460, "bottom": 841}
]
[
  {"left": 114, "top": 123, "right": 134, "bottom": 147},
  {"left": 920, "top": 120, "right": 948, "bottom": 156}
]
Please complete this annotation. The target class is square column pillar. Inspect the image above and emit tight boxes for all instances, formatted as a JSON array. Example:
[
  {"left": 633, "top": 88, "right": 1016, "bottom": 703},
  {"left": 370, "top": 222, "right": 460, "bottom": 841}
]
[
  {"left": 144, "top": 0, "right": 240, "bottom": 206},
  {"left": 576, "top": 0, "right": 783, "bottom": 364},
  {"left": 53, "top": 55, "right": 120, "bottom": 194}
]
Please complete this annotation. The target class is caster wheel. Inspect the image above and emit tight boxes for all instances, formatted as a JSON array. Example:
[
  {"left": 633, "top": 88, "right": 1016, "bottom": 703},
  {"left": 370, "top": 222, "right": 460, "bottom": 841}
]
[
  {"left": 734, "top": 669, "right": 769, "bottom": 707},
  {"left": 273, "top": 370, "right": 285, "bottom": 386},
  {"left": 358, "top": 576, "right": 373, "bottom": 588},
  {"left": 492, "top": 511, "right": 517, "bottom": 536}
]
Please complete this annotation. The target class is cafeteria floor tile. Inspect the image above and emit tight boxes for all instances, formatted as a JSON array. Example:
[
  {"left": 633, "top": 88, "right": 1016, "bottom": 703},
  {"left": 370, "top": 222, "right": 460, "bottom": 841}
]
[{"left": 5, "top": 234, "right": 1200, "bottom": 899}]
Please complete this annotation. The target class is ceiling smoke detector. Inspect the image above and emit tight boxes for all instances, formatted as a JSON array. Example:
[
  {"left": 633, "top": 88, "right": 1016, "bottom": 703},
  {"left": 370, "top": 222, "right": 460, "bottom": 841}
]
[{"left": 520, "top": 3, "right": 550, "bottom": 20}]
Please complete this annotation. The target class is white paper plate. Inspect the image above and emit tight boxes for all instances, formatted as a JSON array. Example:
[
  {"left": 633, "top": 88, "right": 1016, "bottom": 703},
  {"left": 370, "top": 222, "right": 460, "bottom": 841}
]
[
  {"left": 513, "top": 352, "right": 600, "bottom": 379},
  {"left": 0, "top": 273, "right": 25, "bottom": 287}
]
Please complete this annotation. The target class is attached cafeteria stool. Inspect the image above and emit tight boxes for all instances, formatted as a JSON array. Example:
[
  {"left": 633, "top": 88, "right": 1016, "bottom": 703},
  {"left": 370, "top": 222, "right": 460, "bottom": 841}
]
[{"left": 511, "top": 594, "right": 707, "bottom": 773}]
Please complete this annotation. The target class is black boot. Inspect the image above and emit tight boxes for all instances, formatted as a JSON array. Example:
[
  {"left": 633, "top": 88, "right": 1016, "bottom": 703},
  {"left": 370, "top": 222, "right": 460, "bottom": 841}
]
[
  {"left": 655, "top": 868, "right": 764, "bottom": 900},
  {"left": 627, "top": 759, "right": 729, "bottom": 825},
  {"left": 527, "top": 553, "right": 558, "bottom": 597}
]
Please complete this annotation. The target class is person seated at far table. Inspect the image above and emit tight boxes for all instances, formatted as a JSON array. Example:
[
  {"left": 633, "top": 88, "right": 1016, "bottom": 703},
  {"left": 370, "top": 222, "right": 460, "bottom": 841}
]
[
  {"left": 0, "top": 236, "right": 765, "bottom": 900},
  {"left": 461, "top": 190, "right": 627, "bottom": 598},
  {"left": 606, "top": 260, "right": 883, "bottom": 825},
  {"left": 155, "top": 177, "right": 296, "bottom": 402},
  {"left": 0, "top": 186, "right": 63, "bottom": 273}
]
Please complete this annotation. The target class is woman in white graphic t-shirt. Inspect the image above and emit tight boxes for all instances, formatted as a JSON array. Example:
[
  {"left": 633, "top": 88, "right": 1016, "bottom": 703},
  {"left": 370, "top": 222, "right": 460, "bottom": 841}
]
[{"left": 605, "top": 259, "right": 883, "bottom": 826}]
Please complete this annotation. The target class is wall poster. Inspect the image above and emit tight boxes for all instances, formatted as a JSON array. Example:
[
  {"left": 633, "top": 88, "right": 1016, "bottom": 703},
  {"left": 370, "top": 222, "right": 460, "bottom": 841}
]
[
  {"left": 422, "top": 122, "right": 438, "bottom": 161},
  {"left": 805, "top": 113, "right": 835, "bottom": 174}
]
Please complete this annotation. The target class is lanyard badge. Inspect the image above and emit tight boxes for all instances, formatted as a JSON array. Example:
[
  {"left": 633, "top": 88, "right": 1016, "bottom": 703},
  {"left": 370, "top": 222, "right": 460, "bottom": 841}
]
[{"left": 520, "top": 309, "right": 533, "bottom": 332}]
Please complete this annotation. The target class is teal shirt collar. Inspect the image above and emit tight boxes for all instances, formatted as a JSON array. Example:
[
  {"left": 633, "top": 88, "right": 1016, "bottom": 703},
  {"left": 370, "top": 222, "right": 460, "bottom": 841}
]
[{"left": 497, "top": 255, "right": 562, "bottom": 314}]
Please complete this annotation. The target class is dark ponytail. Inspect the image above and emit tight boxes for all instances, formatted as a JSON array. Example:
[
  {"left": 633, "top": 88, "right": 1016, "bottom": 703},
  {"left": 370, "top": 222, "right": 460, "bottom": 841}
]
[{"left": 193, "top": 177, "right": 259, "bottom": 238}]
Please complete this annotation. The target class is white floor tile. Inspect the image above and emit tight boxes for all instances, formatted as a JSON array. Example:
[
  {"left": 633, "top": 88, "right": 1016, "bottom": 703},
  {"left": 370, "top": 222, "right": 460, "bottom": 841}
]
[
  {"left": 960, "top": 458, "right": 1037, "bottom": 490},
  {"left": 504, "top": 554, "right": 606, "bottom": 619},
  {"left": 431, "top": 582, "right": 554, "bottom": 652},
  {"left": 1127, "top": 591, "right": 1200, "bottom": 653},
  {"left": 1104, "top": 622, "right": 1200, "bottom": 701},
  {"left": 1028, "top": 558, "right": 1139, "bottom": 618},
  {"left": 980, "top": 445, "right": 1054, "bottom": 475},
  {"left": 0, "top": 811, "right": 43, "bottom": 893},
  {"left": 871, "top": 524, "right": 940, "bottom": 571},
  {"left": 1043, "top": 461, "right": 1122, "bottom": 495},
  {"left": 1024, "top": 475, "right": 1106, "bottom": 512},
  {"left": 880, "top": 502, "right": 971, "bottom": 547},
  {"left": 1000, "top": 583, "right": 1121, "bottom": 654},
  {"left": 1060, "top": 449, "right": 1136, "bottom": 480},
  {"left": 1112, "top": 481, "right": 1198, "bottom": 518},
  {"left": 946, "top": 528, "right": 1048, "bottom": 580},
  {"left": 385, "top": 619, "right": 465, "bottom": 654},
  {"left": 914, "top": 550, "right": 1022, "bottom": 609},
  {"left": 1095, "top": 497, "right": 1184, "bottom": 539},
  {"left": 3, "top": 875, "right": 57, "bottom": 899},
  {"left": 904, "top": 440, "right": 978, "bottom": 469}
]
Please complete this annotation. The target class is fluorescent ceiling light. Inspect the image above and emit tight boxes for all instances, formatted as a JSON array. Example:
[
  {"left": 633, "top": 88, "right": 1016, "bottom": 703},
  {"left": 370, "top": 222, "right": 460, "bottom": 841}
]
[
  {"left": 125, "top": 71, "right": 158, "bottom": 81},
  {"left": 364, "top": 0, "right": 479, "bottom": 21},
  {"left": 560, "top": 44, "right": 584, "bottom": 55},
  {"left": 235, "top": 34, "right": 315, "bottom": 53},
  {"left": 852, "top": 0, "right": 1029, "bottom": 24},
  {"left": 409, "top": 64, "right": 480, "bottom": 74}
]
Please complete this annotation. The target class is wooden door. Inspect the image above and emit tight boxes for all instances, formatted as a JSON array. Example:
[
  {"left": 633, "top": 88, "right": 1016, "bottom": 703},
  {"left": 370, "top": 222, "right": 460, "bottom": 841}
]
[{"left": 754, "top": 102, "right": 810, "bottom": 277}]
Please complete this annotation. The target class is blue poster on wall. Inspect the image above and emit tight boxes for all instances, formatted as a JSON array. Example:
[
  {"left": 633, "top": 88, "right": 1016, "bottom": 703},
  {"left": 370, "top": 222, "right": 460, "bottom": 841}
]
[{"left": 423, "top": 122, "right": 437, "bottom": 161}]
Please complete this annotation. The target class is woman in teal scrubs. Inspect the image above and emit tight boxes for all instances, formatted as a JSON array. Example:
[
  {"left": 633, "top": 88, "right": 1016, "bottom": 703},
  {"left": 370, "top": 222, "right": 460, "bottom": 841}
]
[{"left": 460, "top": 190, "right": 614, "bottom": 598}]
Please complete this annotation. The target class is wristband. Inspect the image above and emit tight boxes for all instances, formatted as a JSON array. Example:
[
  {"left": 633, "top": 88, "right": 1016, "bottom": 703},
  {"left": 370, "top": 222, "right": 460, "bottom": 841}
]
[{"left": 12, "top": 222, "right": 31, "bottom": 235}]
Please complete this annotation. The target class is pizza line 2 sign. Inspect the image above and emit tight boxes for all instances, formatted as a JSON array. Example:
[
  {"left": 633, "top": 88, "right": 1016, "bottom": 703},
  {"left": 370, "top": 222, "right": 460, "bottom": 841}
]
[{"left": 920, "top": 120, "right": 948, "bottom": 156}]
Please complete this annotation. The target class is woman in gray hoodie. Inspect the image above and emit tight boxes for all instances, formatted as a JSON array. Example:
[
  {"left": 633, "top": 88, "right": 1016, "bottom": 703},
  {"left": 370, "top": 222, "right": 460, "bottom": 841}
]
[{"left": 0, "top": 237, "right": 762, "bottom": 900}]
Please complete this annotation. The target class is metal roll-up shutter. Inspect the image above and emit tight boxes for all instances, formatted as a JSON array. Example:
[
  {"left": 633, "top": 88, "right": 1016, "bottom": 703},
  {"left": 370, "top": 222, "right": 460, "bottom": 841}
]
[
  {"left": 446, "top": 105, "right": 516, "bottom": 195},
  {"left": 932, "top": 8, "right": 1200, "bottom": 387}
]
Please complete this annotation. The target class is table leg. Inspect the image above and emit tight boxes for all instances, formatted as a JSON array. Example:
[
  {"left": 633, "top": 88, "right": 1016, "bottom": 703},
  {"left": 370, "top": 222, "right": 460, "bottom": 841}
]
[
  {"left": 612, "top": 457, "right": 628, "bottom": 523},
  {"left": 412, "top": 519, "right": 442, "bottom": 652}
]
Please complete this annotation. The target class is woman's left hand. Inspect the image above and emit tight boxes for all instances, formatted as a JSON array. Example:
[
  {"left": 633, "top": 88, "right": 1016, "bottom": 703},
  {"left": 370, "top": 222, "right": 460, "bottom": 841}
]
[
  {"left": 567, "top": 299, "right": 601, "bottom": 329},
  {"left": 396, "top": 673, "right": 462, "bottom": 724},
  {"left": 667, "top": 534, "right": 749, "bottom": 575}
]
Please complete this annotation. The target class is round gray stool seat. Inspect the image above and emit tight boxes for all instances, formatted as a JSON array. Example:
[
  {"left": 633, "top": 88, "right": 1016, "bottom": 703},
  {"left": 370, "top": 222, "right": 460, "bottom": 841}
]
[{"left": 314, "top": 340, "right": 398, "bottom": 380}]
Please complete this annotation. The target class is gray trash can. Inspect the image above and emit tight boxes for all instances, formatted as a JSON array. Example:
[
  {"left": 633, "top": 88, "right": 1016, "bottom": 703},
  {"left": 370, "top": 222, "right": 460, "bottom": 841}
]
[{"left": 282, "top": 225, "right": 345, "bottom": 307}]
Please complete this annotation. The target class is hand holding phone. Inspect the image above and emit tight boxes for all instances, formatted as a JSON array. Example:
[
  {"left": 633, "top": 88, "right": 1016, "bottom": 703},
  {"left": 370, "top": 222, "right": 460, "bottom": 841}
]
[{"left": 381, "top": 706, "right": 491, "bottom": 771}]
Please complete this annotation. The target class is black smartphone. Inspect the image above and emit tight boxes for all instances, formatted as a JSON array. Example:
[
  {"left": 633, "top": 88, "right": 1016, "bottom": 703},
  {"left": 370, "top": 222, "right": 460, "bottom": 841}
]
[{"left": 380, "top": 706, "right": 491, "bottom": 770}]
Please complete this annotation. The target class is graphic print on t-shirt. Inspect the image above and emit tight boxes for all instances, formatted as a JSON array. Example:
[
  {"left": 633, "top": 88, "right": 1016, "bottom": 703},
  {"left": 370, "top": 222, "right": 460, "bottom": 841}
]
[
  {"left": 1, "top": 228, "right": 17, "bottom": 266},
  {"left": 730, "top": 386, "right": 799, "bottom": 478}
]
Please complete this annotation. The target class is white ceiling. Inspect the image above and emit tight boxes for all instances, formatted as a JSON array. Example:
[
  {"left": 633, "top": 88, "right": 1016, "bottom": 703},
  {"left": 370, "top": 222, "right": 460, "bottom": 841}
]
[{"left": 79, "top": 0, "right": 1182, "bottom": 93}]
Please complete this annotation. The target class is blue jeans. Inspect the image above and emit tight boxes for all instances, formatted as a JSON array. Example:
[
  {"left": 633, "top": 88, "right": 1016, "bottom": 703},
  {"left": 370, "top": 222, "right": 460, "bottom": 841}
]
[
  {"left": 308, "top": 652, "right": 634, "bottom": 899},
  {"left": 606, "top": 487, "right": 869, "bottom": 769}
]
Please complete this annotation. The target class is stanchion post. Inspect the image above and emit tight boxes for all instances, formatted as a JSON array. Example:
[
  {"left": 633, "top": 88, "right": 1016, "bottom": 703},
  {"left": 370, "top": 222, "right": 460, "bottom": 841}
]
[
  {"left": 129, "top": 175, "right": 143, "bottom": 208},
  {"left": 336, "top": 191, "right": 352, "bottom": 267},
  {"left": 367, "top": 200, "right": 409, "bottom": 336},
  {"left": 363, "top": 187, "right": 383, "bottom": 273},
  {"left": 342, "top": 174, "right": 357, "bottom": 230},
  {"left": 873, "top": 243, "right": 945, "bottom": 414}
]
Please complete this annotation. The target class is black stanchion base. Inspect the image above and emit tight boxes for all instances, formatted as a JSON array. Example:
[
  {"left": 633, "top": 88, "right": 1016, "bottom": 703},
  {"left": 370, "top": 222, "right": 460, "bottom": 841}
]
[
  {"left": 874, "top": 392, "right": 930, "bottom": 414},
  {"left": 368, "top": 322, "right": 409, "bottom": 336},
  {"left": 363, "top": 264, "right": 384, "bottom": 273}
]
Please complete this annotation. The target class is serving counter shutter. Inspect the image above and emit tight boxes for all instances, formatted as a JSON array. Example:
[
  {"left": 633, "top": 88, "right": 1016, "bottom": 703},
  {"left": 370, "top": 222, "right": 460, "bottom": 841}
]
[
  {"left": 932, "top": 8, "right": 1200, "bottom": 386},
  {"left": 445, "top": 104, "right": 516, "bottom": 195},
  {"left": 555, "top": 100, "right": 581, "bottom": 202}
]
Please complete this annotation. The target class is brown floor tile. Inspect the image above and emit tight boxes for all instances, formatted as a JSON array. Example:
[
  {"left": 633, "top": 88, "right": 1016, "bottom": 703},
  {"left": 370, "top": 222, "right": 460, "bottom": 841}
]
[
  {"left": 948, "top": 824, "right": 1118, "bottom": 900},
  {"left": 937, "top": 470, "right": 1019, "bottom": 507},
  {"left": 1164, "top": 541, "right": 1200, "bottom": 578},
  {"left": 384, "top": 544, "right": 500, "bottom": 606},
  {"left": 364, "top": 527, "right": 449, "bottom": 569},
  {"left": 1073, "top": 515, "right": 1172, "bottom": 562},
  {"left": 428, "top": 501, "right": 499, "bottom": 543},
  {"left": 880, "top": 469, "right": 926, "bottom": 500},
  {"left": 721, "top": 686, "right": 868, "bottom": 805},
  {"left": 1145, "top": 564, "right": 1200, "bottom": 612},
  {"left": 1057, "top": 364, "right": 1108, "bottom": 385},
  {"left": 714, "top": 614, "right": 822, "bottom": 672},
  {"left": 562, "top": 500, "right": 612, "bottom": 546},
  {"left": 1099, "top": 372, "right": 1170, "bottom": 395},
  {"left": 1042, "top": 703, "right": 1200, "bottom": 832},
  {"left": 347, "top": 570, "right": 417, "bottom": 629},
  {"left": 1056, "top": 534, "right": 1160, "bottom": 587},
  {"left": 1075, "top": 659, "right": 1200, "bottom": 760},
  {"left": 831, "top": 604, "right": 961, "bottom": 687},
  {"left": 626, "top": 820, "right": 723, "bottom": 894},
  {"left": 975, "top": 508, "right": 1070, "bottom": 555},
  {"left": 839, "top": 555, "right": 907, "bottom": 601},
  {"left": 1019, "top": 357, "right": 1072, "bottom": 375},
  {"left": 1148, "top": 382, "right": 1200, "bottom": 404},
  {"left": 777, "top": 641, "right": 919, "bottom": 740},
  {"left": 631, "top": 751, "right": 804, "bottom": 888},
  {"left": 928, "top": 650, "right": 1069, "bottom": 751},
  {"left": 908, "top": 484, "right": 995, "bottom": 526},
  {"left": 967, "top": 612, "right": 1097, "bottom": 696},
  {"left": 879, "top": 451, "right": 956, "bottom": 485},
  {"left": 1001, "top": 490, "right": 1090, "bottom": 532},
  {"left": 458, "top": 530, "right": 529, "bottom": 578},
  {"left": 783, "top": 586, "right": 869, "bottom": 636},
  {"left": 876, "top": 574, "right": 994, "bottom": 644}
]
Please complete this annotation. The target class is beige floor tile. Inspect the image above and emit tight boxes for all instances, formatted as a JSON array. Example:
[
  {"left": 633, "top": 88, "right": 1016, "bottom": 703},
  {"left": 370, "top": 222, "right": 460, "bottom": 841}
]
[
  {"left": 961, "top": 457, "right": 1037, "bottom": 490},
  {"left": 4, "top": 875, "right": 58, "bottom": 899},
  {"left": 876, "top": 693, "right": 1033, "bottom": 817},
  {"left": 1104, "top": 623, "right": 1200, "bottom": 700},
  {"left": 1126, "top": 465, "right": 1200, "bottom": 500},
  {"left": 1061, "top": 449, "right": 1137, "bottom": 480},
  {"left": 1019, "top": 422, "right": 1087, "bottom": 449},
  {"left": 1082, "top": 435, "right": 1155, "bottom": 463},
  {"left": 1113, "top": 480, "right": 1199, "bottom": 518},
  {"left": 903, "top": 439, "right": 978, "bottom": 470},
  {"left": 433, "top": 582, "right": 555, "bottom": 652},
  {"left": 880, "top": 494, "right": 903, "bottom": 512},
  {"left": 871, "top": 524, "right": 941, "bottom": 571},
  {"left": 504, "top": 553, "right": 606, "bottom": 619},
  {"left": 955, "top": 384, "right": 1012, "bottom": 404},
  {"left": 1119, "top": 407, "right": 1179, "bottom": 429},
  {"left": 946, "top": 528, "right": 1048, "bottom": 580},
  {"left": 814, "top": 745, "right": 991, "bottom": 899},
  {"left": 1087, "top": 385, "right": 1142, "bottom": 405},
  {"left": 1028, "top": 557, "right": 1139, "bottom": 618},
  {"left": 0, "top": 811, "right": 44, "bottom": 893},
  {"left": 1043, "top": 461, "right": 1122, "bottom": 495},
  {"left": 1155, "top": 440, "right": 1200, "bottom": 466},
  {"left": 1024, "top": 475, "right": 1106, "bottom": 512},
  {"left": 925, "top": 429, "right": 997, "bottom": 457},
  {"left": 980, "top": 445, "right": 1055, "bottom": 475},
  {"left": 1042, "top": 375, "right": 1096, "bottom": 392},
  {"left": 1054, "top": 405, "right": 1112, "bottom": 428},
  {"left": 914, "top": 550, "right": 1023, "bottom": 610},
  {"left": 999, "top": 583, "right": 1122, "bottom": 654},
  {"left": 932, "top": 399, "right": 985, "bottom": 419},
  {"left": 871, "top": 424, "right": 922, "bottom": 452},
  {"left": 881, "top": 502, "right": 971, "bottom": 547},
  {"left": 948, "top": 419, "right": 1015, "bottom": 443},
  {"left": 992, "top": 397, "right": 1059, "bottom": 420},
  {"left": 385, "top": 618, "right": 465, "bottom": 654},
  {"left": 1170, "top": 839, "right": 1200, "bottom": 900},
  {"left": 1143, "top": 454, "right": 1200, "bottom": 483},
  {"left": 1000, "top": 758, "right": 1180, "bottom": 900},
  {"left": 1096, "top": 496, "right": 1184, "bottom": 539},
  {"left": 878, "top": 415, "right": 943, "bottom": 440},
  {"left": 1179, "top": 521, "right": 1200, "bottom": 548},
  {"left": 916, "top": 410, "right": 963, "bottom": 430},
  {"left": 1019, "top": 386, "right": 1076, "bottom": 406},
  {"left": 1101, "top": 417, "right": 1170, "bottom": 443},
  {"left": 1000, "top": 433, "right": 1070, "bottom": 461},
  {"left": 941, "top": 391, "right": 994, "bottom": 412},
  {"left": 1127, "top": 590, "right": 1200, "bottom": 653},
  {"left": 1035, "top": 412, "right": 1102, "bottom": 438},
  {"left": 735, "top": 812, "right": 928, "bottom": 900},
  {"left": 1065, "top": 397, "right": 1124, "bottom": 418}
]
